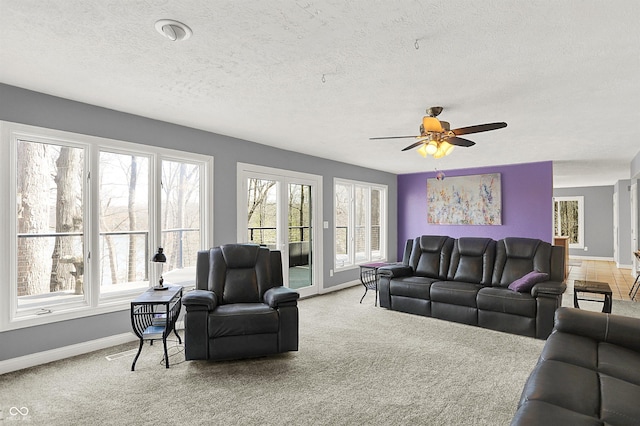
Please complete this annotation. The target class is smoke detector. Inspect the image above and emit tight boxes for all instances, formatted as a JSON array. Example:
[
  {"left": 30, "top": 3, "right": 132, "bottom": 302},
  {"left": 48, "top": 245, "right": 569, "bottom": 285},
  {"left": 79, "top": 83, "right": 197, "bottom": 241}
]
[{"left": 155, "top": 19, "right": 192, "bottom": 41}]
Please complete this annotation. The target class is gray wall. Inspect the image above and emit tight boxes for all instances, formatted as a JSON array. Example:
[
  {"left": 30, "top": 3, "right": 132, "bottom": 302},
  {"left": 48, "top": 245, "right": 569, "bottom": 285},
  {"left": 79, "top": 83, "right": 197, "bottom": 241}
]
[
  {"left": 553, "top": 186, "right": 614, "bottom": 258},
  {"left": 614, "top": 180, "right": 632, "bottom": 266},
  {"left": 0, "top": 84, "right": 397, "bottom": 361},
  {"left": 632, "top": 150, "right": 640, "bottom": 179}
]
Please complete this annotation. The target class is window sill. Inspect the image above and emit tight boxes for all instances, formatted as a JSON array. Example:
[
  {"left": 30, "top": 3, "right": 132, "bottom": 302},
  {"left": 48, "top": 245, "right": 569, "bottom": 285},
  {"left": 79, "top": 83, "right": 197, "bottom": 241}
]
[{"left": 2, "top": 298, "right": 132, "bottom": 332}]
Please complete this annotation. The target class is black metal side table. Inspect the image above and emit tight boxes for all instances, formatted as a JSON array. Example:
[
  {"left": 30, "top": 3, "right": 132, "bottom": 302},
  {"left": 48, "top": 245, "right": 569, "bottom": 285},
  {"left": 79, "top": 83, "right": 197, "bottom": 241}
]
[
  {"left": 573, "top": 280, "right": 612, "bottom": 313},
  {"left": 130, "top": 285, "right": 183, "bottom": 371},
  {"left": 359, "top": 262, "right": 393, "bottom": 306}
]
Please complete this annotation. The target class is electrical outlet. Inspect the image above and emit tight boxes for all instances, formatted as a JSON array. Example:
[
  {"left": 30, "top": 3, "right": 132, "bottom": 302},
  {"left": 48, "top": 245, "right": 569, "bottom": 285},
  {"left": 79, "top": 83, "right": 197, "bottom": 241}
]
[
  {"left": 584, "top": 246, "right": 588, "bottom": 251},
  {"left": 329, "top": 269, "right": 333, "bottom": 277}
]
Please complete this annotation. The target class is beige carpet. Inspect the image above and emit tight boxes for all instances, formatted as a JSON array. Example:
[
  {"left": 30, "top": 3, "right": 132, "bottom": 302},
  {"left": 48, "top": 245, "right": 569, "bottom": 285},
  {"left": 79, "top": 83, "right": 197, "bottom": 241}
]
[{"left": 3, "top": 286, "right": 638, "bottom": 425}]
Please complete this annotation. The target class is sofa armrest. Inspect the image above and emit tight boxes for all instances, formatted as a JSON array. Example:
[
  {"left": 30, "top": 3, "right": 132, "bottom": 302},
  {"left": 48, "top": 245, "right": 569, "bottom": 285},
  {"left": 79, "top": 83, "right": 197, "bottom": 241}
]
[
  {"left": 378, "top": 265, "right": 413, "bottom": 279},
  {"left": 182, "top": 289, "right": 217, "bottom": 311},
  {"left": 554, "top": 307, "right": 640, "bottom": 352},
  {"left": 530, "top": 280, "right": 566, "bottom": 298},
  {"left": 264, "top": 286, "right": 300, "bottom": 308}
]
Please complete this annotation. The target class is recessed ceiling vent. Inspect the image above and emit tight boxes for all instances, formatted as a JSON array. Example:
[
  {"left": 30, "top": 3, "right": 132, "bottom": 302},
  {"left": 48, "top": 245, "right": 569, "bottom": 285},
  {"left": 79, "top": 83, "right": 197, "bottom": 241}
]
[{"left": 155, "top": 19, "right": 192, "bottom": 41}]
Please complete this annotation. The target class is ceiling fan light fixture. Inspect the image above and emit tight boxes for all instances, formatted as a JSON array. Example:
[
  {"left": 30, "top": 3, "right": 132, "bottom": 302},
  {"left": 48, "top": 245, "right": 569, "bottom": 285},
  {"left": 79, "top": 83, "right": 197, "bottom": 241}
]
[
  {"left": 417, "top": 143, "right": 428, "bottom": 158},
  {"left": 425, "top": 140, "right": 438, "bottom": 155},
  {"left": 441, "top": 141, "right": 455, "bottom": 156},
  {"left": 155, "top": 19, "right": 192, "bottom": 41}
]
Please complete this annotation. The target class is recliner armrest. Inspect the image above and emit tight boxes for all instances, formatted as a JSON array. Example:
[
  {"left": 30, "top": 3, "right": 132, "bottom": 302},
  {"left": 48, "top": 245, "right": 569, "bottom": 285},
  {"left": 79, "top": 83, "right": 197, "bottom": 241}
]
[
  {"left": 378, "top": 265, "right": 413, "bottom": 279},
  {"left": 182, "top": 289, "right": 217, "bottom": 311},
  {"left": 264, "top": 286, "right": 299, "bottom": 308},
  {"left": 530, "top": 280, "right": 566, "bottom": 297}
]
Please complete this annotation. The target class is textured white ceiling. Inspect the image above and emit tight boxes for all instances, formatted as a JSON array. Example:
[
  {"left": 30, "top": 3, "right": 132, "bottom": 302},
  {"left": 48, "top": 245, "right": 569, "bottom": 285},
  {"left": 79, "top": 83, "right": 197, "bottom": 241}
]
[{"left": 1, "top": 0, "right": 639, "bottom": 187}]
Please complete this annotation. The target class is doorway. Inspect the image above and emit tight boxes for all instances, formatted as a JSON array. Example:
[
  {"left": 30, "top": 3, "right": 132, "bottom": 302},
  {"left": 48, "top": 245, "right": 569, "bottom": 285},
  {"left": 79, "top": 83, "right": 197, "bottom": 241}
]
[{"left": 237, "top": 164, "right": 322, "bottom": 297}]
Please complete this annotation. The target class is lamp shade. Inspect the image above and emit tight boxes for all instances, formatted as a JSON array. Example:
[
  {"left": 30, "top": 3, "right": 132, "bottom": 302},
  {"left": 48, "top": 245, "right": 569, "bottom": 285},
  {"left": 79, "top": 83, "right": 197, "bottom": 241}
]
[
  {"left": 417, "top": 143, "right": 428, "bottom": 158},
  {"left": 152, "top": 247, "right": 167, "bottom": 263}
]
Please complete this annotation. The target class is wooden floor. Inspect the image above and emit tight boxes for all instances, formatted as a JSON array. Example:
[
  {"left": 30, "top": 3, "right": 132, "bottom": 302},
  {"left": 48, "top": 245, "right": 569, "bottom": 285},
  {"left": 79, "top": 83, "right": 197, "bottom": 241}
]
[{"left": 566, "top": 259, "right": 638, "bottom": 301}]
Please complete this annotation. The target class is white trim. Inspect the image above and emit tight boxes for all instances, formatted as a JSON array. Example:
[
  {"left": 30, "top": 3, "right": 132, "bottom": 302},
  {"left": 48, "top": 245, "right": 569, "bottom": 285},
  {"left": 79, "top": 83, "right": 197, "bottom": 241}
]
[
  {"left": 568, "top": 255, "right": 615, "bottom": 261},
  {"left": 0, "top": 332, "right": 137, "bottom": 375},
  {"left": 318, "top": 279, "right": 360, "bottom": 294}
]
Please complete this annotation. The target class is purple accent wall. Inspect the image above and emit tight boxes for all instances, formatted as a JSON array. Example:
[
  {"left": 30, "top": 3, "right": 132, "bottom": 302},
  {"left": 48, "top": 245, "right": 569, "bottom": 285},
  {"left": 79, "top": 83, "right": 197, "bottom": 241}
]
[{"left": 397, "top": 161, "right": 553, "bottom": 259}]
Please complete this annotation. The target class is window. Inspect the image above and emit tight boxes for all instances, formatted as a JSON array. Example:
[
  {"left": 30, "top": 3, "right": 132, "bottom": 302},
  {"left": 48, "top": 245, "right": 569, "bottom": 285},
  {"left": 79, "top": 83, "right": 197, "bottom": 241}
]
[
  {"left": 160, "top": 159, "right": 204, "bottom": 285},
  {"left": 553, "top": 196, "right": 584, "bottom": 249},
  {"left": 334, "top": 179, "right": 387, "bottom": 269},
  {"left": 99, "top": 151, "right": 150, "bottom": 297},
  {"left": 0, "top": 122, "right": 212, "bottom": 330}
]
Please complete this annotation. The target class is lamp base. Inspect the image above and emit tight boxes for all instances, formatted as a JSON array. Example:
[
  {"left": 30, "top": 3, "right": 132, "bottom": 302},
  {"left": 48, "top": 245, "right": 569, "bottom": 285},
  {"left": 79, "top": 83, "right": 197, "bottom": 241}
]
[{"left": 153, "top": 285, "right": 169, "bottom": 291}]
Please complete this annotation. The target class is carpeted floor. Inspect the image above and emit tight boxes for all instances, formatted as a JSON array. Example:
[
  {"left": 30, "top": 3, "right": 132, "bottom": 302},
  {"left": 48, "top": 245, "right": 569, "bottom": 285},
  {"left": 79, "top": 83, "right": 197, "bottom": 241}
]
[{"left": 2, "top": 285, "right": 639, "bottom": 425}]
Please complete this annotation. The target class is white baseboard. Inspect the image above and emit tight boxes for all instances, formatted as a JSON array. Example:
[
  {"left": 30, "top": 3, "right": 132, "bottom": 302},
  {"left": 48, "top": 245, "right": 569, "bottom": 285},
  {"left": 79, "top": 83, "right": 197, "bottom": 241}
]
[
  {"left": 569, "top": 255, "right": 614, "bottom": 262},
  {"left": 319, "top": 280, "right": 360, "bottom": 294},
  {"left": 0, "top": 332, "right": 137, "bottom": 375}
]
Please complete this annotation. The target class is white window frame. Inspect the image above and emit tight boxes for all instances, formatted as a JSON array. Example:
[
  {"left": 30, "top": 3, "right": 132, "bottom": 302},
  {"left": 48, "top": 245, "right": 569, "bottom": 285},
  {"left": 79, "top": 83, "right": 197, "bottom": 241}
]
[
  {"left": 334, "top": 178, "right": 387, "bottom": 270},
  {"left": 0, "top": 121, "right": 213, "bottom": 331},
  {"left": 553, "top": 196, "right": 584, "bottom": 249}
]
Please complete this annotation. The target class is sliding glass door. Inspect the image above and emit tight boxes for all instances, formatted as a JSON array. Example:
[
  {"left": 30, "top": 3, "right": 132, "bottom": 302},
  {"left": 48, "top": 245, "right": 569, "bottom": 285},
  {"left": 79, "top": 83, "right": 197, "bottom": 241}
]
[{"left": 239, "top": 165, "right": 321, "bottom": 297}]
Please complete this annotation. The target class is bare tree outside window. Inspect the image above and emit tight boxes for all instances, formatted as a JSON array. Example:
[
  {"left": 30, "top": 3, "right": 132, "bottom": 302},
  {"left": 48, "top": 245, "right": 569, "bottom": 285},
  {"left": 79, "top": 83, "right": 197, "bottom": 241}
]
[
  {"left": 161, "top": 160, "right": 201, "bottom": 274},
  {"left": 247, "top": 178, "right": 277, "bottom": 247},
  {"left": 334, "top": 183, "right": 350, "bottom": 266},
  {"left": 99, "top": 152, "right": 149, "bottom": 287},
  {"left": 554, "top": 197, "right": 584, "bottom": 248},
  {"left": 334, "top": 180, "right": 386, "bottom": 268},
  {"left": 16, "top": 140, "right": 84, "bottom": 307}
]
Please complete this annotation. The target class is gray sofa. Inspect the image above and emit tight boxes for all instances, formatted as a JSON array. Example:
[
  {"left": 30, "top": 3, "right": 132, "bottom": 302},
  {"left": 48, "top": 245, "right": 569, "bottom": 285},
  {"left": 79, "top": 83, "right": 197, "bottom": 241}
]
[
  {"left": 378, "top": 236, "right": 566, "bottom": 339},
  {"left": 512, "top": 307, "right": 640, "bottom": 425}
]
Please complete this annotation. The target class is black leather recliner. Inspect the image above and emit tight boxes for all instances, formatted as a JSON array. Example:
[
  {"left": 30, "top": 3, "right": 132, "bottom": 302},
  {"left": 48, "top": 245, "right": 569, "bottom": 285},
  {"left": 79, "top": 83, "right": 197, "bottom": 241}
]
[{"left": 182, "top": 244, "right": 300, "bottom": 361}]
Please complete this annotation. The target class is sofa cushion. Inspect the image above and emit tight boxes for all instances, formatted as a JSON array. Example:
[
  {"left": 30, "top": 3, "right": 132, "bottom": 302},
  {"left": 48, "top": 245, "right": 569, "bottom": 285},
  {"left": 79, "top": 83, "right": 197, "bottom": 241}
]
[
  {"left": 447, "top": 237, "right": 496, "bottom": 285},
  {"left": 476, "top": 287, "right": 536, "bottom": 317},
  {"left": 598, "top": 342, "right": 640, "bottom": 386},
  {"left": 508, "top": 270, "right": 549, "bottom": 292},
  {"left": 600, "top": 374, "right": 640, "bottom": 424},
  {"left": 208, "top": 303, "right": 279, "bottom": 338},
  {"left": 389, "top": 276, "right": 437, "bottom": 299},
  {"left": 540, "top": 331, "right": 598, "bottom": 370},
  {"left": 520, "top": 359, "right": 600, "bottom": 417},
  {"left": 430, "top": 281, "right": 482, "bottom": 307},
  {"left": 492, "top": 238, "right": 553, "bottom": 287},
  {"left": 409, "top": 235, "right": 454, "bottom": 279}
]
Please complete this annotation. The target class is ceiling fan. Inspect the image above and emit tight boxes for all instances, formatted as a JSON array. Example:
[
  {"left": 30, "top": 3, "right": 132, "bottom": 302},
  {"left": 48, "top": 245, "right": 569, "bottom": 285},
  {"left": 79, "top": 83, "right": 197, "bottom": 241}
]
[{"left": 370, "top": 106, "right": 507, "bottom": 159}]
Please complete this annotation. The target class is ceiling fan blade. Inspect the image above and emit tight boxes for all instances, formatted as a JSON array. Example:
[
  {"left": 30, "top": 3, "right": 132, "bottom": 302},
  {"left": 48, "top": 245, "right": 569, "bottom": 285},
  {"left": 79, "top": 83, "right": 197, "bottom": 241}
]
[
  {"left": 452, "top": 122, "right": 507, "bottom": 136},
  {"left": 369, "top": 135, "right": 420, "bottom": 140},
  {"left": 401, "top": 140, "right": 426, "bottom": 151},
  {"left": 445, "top": 136, "right": 476, "bottom": 147}
]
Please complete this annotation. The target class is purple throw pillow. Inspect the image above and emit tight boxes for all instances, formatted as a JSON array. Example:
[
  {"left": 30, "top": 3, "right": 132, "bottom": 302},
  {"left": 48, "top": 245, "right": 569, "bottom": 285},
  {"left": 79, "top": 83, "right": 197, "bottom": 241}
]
[{"left": 508, "top": 271, "right": 549, "bottom": 292}]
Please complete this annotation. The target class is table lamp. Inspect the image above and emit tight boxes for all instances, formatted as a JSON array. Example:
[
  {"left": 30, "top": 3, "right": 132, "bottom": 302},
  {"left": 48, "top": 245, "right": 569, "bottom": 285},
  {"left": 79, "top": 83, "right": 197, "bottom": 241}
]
[{"left": 151, "top": 247, "right": 168, "bottom": 290}]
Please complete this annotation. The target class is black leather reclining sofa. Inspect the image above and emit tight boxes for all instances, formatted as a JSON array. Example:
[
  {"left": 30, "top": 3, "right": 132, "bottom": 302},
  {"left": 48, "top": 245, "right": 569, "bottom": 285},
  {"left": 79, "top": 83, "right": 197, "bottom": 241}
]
[
  {"left": 511, "top": 307, "right": 640, "bottom": 424},
  {"left": 378, "top": 236, "right": 566, "bottom": 339}
]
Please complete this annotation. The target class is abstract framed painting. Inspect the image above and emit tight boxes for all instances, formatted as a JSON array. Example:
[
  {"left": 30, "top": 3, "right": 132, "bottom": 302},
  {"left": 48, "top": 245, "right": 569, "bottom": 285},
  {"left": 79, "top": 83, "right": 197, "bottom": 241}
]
[{"left": 427, "top": 173, "right": 502, "bottom": 225}]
